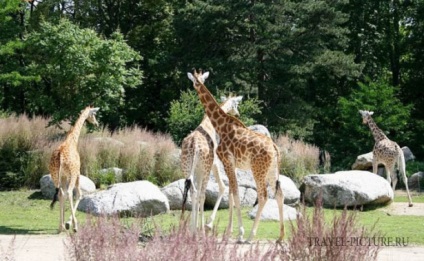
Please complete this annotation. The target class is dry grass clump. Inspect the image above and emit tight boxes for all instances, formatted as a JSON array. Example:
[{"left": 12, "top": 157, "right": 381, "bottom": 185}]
[
  {"left": 0, "top": 114, "right": 182, "bottom": 189},
  {"left": 275, "top": 134, "right": 327, "bottom": 185},
  {"left": 278, "top": 201, "right": 381, "bottom": 260}
]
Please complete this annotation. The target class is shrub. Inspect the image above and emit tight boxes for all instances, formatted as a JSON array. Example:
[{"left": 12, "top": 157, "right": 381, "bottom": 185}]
[
  {"left": 66, "top": 215, "right": 141, "bottom": 261},
  {"left": 275, "top": 134, "right": 323, "bottom": 185},
  {"left": 276, "top": 200, "right": 381, "bottom": 260}
]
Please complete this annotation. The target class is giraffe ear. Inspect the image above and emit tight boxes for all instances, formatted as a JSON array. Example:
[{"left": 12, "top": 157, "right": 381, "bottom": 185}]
[
  {"left": 235, "top": 96, "right": 243, "bottom": 102},
  {"left": 90, "top": 108, "right": 100, "bottom": 115},
  {"left": 187, "top": 72, "right": 196, "bottom": 83},
  {"left": 369, "top": 111, "right": 374, "bottom": 115},
  {"left": 201, "top": 71, "right": 210, "bottom": 82}
]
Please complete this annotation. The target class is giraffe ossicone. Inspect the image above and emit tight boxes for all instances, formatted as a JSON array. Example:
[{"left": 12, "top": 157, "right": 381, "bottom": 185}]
[
  {"left": 359, "top": 110, "right": 413, "bottom": 207},
  {"left": 188, "top": 69, "right": 285, "bottom": 243},
  {"left": 49, "top": 106, "right": 100, "bottom": 233}
]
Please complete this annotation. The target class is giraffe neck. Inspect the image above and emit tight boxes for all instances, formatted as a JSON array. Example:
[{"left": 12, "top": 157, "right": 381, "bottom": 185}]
[
  {"left": 194, "top": 83, "right": 244, "bottom": 135},
  {"left": 367, "top": 116, "right": 388, "bottom": 142},
  {"left": 66, "top": 109, "right": 89, "bottom": 146}
]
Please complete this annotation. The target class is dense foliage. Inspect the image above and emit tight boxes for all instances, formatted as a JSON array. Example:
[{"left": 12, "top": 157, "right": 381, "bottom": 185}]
[{"left": 1, "top": 0, "right": 423, "bottom": 171}]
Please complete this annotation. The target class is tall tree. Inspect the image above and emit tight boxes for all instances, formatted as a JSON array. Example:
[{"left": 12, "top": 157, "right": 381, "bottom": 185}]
[{"left": 25, "top": 19, "right": 143, "bottom": 127}]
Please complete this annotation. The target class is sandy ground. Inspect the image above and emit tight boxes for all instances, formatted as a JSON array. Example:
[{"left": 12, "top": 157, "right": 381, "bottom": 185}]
[{"left": 1, "top": 233, "right": 424, "bottom": 261}]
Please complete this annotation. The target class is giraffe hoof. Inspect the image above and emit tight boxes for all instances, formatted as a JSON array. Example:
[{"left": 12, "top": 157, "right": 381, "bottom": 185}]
[
  {"left": 236, "top": 239, "right": 245, "bottom": 244},
  {"left": 409, "top": 203, "right": 413, "bottom": 207},
  {"left": 73, "top": 228, "right": 78, "bottom": 233},
  {"left": 65, "top": 222, "right": 70, "bottom": 230}
]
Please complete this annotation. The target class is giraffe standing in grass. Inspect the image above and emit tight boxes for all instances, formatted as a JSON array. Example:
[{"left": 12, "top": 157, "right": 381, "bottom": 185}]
[
  {"left": 180, "top": 71, "right": 243, "bottom": 233},
  {"left": 50, "top": 106, "right": 100, "bottom": 232},
  {"left": 359, "top": 110, "right": 413, "bottom": 207},
  {"left": 188, "top": 69, "right": 284, "bottom": 243}
]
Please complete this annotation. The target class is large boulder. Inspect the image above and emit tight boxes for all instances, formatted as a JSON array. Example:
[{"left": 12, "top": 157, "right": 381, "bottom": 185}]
[
  {"left": 40, "top": 174, "right": 96, "bottom": 199},
  {"left": 302, "top": 171, "right": 393, "bottom": 207},
  {"left": 352, "top": 146, "right": 415, "bottom": 170},
  {"left": 78, "top": 181, "right": 169, "bottom": 216},
  {"left": 408, "top": 172, "right": 424, "bottom": 190},
  {"left": 248, "top": 199, "right": 298, "bottom": 221},
  {"left": 161, "top": 179, "right": 192, "bottom": 210}
]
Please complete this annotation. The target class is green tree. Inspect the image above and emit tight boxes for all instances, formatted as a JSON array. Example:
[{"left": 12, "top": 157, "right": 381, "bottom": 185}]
[
  {"left": 174, "top": 0, "right": 361, "bottom": 141},
  {"left": 335, "top": 80, "right": 412, "bottom": 169},
  {"left": 24, "top": 19, "right": 143, "bottom": 127},
  {"left": 0, "top": 0, "right": 38, "bottom": 113}
]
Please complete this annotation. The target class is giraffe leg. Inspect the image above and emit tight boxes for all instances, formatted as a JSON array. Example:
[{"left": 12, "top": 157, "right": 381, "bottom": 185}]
[
  {"left": 189, "top": 179, "right": 199, "bottom": 233},
  {"left": 71, "top": 184, "right": 82, "bottom": 232},
  {"left": 233, "top": 188, "right": 245, "bottom": 243},
  {"left": 389, "top": 167, "right": 398, "bottom": 191},
  {"left": 226, "top": 192, "right": 234, "bottom": 236},
  {"left": 246, "top": 173, "right": 267, "bottom": 243},
  {"left": 58, "top": 188, "right": 66, "bottom": 233},
  {"left": 397, "top": 153, "right": 413, "bottom": 207},
  {"left": 385, "top": 166, "right": 392, "bottom": 188},
  {"left": 372, "top": 157, "right": 378, "bottom": 174},
  {"left": 206, "top": 163, "right": 226, "bottom": 230}
]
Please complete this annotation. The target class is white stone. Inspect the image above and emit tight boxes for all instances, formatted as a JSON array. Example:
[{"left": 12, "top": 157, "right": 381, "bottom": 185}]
[
  {"left": 78, "top": 181, "right": 169, "bottom": 216},
  {"left": 302, "top": 170, "right": 393, "bottom": 207},
  {"left": 39, "top": 174, "right": 96, "bottom": 199}
]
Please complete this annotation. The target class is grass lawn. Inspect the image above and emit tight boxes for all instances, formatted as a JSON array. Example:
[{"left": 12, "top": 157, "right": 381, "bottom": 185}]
[{"left": 1, "top": 189, "right": 424, "bottom": 245}]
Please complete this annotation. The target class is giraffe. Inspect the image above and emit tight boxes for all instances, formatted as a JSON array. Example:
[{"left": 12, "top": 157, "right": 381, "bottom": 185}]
[
  {"left": 180, "top": 72, "right": 243, "bottom": 234},
  {"left": 359, "top": 110, "right": 413, "bottom": 207},
  {"left": 49, "top": 106, "right": 100, "bottom": 232},
  {"left": 187, "top": 69, "right": 284, "bottom": 243}
]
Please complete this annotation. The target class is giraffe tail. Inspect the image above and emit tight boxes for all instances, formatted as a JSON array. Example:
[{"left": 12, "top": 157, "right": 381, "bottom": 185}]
[
  {"left": 50, "top": 152, "right": 63, "bottom": 210},
  {"left": 181, "top": 145, "right": 200, "bottom": 219}
]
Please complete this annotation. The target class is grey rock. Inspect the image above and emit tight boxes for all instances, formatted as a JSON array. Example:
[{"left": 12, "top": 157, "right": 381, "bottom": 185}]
[
  {"left": 408, "top": 172, "right": 424, "bottom": 190},
  {"left": 161, "top": 179, "right": 192, "bottom": 210},
  {"left": 302, "top": 170, "right": 393, "bottom": 207},
  {"left": 78, "top": 181, "right": 169, "bottom": 216},
  {"left": 248, "top": 199, "right": 299, "bottom": 221},
  {"left": 40, "top": 174, "right": 96, "bottom": 199}
]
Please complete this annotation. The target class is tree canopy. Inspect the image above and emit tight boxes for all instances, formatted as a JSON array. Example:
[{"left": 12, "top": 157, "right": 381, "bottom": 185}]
[{"left": 1, "top": 0, "right": 423, "bottom": 169}]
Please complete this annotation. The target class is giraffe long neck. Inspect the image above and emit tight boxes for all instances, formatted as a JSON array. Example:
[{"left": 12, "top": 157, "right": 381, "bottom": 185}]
[
  {"left": 367, "top": 116, "right": 388, "bottom": 142},
  {"left": 194, "top": 82, "right": 244, "bottom": 135},
  {"left": 66, "top": 109, "right": 89, "bottom": 145}
]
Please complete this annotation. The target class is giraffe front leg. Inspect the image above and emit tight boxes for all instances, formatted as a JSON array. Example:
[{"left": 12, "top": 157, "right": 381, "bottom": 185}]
[{"left": 226, "top": 192, "right": 234, "bottom": 237}]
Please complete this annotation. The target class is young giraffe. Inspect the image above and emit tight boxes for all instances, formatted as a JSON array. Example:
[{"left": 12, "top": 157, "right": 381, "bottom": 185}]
[
  {"left": 50, "top": 106, "right": 100, "bottom": 232},
  {"left": 188, "top": 69, "right": 284, "bottom": 243},
  {"left": 359, "top": 110, "right": 413, "bottom": 207},
  {"left": 180, "top": 73, "right": 243, "bottom": 233}
]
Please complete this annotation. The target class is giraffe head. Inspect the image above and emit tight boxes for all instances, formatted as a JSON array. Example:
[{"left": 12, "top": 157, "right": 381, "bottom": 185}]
[
  {"left": 86, "top": 106, "right": 100, "bottom": 127},
  {"left": 220, "top": 95, "right": 243, "bottom": 117},
  {"left": 359, "top": 110, "right": 374, "bottom": 125},
  {"left": 187, "top": 69, "right": 209, "bottom": 87}
]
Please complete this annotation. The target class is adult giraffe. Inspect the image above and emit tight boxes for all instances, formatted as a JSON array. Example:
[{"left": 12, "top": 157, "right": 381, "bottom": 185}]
[
  {"left": 180, "top": 71, "right": 243, "bottom": 233},
  {"left": 188, "top": 69, "right": 284, "bottom": 243},
  {"left": 359, "top": 110, "right": 413, "bottom": 207}
]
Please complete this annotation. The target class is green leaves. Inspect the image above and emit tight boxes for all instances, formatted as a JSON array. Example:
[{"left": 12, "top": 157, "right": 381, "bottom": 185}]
[{"left": 24, "top": 19, "right": 143, "bottom": 127}]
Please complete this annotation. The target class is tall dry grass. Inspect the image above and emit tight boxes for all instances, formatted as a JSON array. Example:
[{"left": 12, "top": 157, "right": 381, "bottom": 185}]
[
  {"left": 66, "top": 203, "right": 381, "bottom": 261},
  {"left": 275, "top": 134, "right": 328, "bottom": 185},
  {"left": 0, "top": 115, "right": 182, "bottom": 190}
]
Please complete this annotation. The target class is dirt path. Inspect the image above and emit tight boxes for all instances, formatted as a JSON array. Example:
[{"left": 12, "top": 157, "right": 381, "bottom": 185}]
[{"left": 1, "top": 234, "right": 424, "bottom": 261}]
